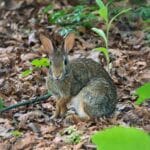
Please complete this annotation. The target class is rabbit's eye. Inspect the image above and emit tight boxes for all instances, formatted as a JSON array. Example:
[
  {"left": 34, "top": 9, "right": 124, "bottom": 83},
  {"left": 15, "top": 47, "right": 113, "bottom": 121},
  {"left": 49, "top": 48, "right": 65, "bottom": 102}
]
[{"left": 64, "top": 58, "right": 68, "bottom": 65}]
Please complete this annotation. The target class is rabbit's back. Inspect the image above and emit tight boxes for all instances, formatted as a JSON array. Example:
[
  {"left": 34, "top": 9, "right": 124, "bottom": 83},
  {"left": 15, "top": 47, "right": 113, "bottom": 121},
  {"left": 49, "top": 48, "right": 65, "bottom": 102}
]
[
  {"left": 70, "top": 58, "right": 117, "bottom": 117},
  {"left": 70, "top": 58, "right": 115, "bottom": 96}
]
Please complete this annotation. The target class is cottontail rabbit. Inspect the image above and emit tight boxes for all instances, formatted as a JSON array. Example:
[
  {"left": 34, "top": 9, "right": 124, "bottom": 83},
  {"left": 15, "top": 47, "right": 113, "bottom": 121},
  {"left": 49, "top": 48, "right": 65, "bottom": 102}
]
[{"left": 40, "top": 33, "right": 117, "bottom": 121}]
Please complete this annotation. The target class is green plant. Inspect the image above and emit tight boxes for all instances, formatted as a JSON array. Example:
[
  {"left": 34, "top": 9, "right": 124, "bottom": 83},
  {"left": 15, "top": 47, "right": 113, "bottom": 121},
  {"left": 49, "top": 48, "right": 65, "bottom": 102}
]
[
  {"left": 44, "top": 5, "right": 97, "bottom": 36},
  {"left": 133, "top": 6, "right": 150, "bottom": 22},
  {"left": 11, "top": 130, "right": 23, "bottom": 138},
  {"left": 63, "top": 126, "right": 81, "bottom": 144},
  {"left": 134, "top": 82, "right": 150, "bottom": 105},
  {"left": 31, "top": 58, "right": 49, "bottom": 68},
  {"left": 0, "top": 98, "right": 5, "bottom": 109},
  {"left": 21, "top": 69, "right": 32, "bottom": 77},
  {"left": 91, "top": 126, "right": 150, "bottom": 150},
  {"left": 92, "top": 0, "right": 131, "bottom": 70},
  {"left": 43, "top": 4, "right": 53, "bottom": 14},
  {"left": 21, "top": 57, "right": 50, "bottom": 77}
]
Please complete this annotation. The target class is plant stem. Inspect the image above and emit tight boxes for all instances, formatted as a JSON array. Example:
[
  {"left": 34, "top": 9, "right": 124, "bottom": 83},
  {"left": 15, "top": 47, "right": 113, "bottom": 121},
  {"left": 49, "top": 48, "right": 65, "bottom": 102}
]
[{"left": 105, "top": 20, "right": 110, "bottom": 72}]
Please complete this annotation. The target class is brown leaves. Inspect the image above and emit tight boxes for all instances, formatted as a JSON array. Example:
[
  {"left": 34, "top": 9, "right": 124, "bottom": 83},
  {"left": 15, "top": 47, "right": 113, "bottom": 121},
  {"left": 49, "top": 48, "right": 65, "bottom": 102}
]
[
  {"left": 4, "top": 0, "right": 25, "bottom": 10},
  {"left": 21, "top": 53, "right": 39, "bottom": 61},
  {"left": 0, "top": 118, "right": 13, "bottom": 138},
  {"left": 18, "top": 110, "right": 50, "bottom": 128},
  {"left": 0, "top": 0, "right": 150, "bottom": 149},
  {"left": 12, "top": 133, "right": 36, "bottom": 150}
]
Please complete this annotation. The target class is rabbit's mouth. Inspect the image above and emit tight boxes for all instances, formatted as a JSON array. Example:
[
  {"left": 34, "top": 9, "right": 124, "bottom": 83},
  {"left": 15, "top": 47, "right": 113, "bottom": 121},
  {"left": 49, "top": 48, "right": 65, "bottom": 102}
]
[
  {"left": 53, "top": 74, "right": 63, "bottom": 80},
  {"left": 49, "top": 67, "right": 70, "bottom": 81}
]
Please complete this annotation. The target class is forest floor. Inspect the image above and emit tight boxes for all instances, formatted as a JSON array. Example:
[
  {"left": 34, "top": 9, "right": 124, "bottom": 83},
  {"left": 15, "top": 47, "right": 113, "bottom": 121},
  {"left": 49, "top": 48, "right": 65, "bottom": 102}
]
[{"left": 0, "top": 1, "right": 150, "bottom": 149}]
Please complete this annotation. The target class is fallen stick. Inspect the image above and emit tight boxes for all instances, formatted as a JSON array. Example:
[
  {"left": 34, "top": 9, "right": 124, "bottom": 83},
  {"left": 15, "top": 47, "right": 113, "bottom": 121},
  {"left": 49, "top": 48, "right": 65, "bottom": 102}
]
[{"left": 0, "top": 92, "right": 52, "bottom": 113}]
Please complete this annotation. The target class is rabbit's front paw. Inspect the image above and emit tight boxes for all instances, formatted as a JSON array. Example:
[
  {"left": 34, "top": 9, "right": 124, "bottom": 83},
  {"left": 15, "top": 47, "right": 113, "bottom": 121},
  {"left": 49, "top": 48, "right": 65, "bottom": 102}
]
[
  {"left": 65, "top": 114, "right": 81, "bottom": 124},
  {"left": 51, "top": 98, "right": 69, "bottom": 119},
  {"left": 50, "top": 112, "right": 59, "bottom": 119},
  {"left": 58, "top": 97, "right": 70, "bottom": 117}
]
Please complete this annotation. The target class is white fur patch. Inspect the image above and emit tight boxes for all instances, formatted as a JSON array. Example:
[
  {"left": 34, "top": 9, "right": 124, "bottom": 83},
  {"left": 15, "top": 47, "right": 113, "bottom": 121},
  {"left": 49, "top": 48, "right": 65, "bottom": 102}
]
[{"left": 70, "top": 96, "right": 88, "bottom": 118}]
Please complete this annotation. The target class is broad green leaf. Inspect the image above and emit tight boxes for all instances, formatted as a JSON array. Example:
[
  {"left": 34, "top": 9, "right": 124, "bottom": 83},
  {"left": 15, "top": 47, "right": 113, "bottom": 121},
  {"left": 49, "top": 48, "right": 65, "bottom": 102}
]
[
  {"left": 11, "top": 130, "right": 23, "bottom": 137},
  {"left": 144, "top": 19, "right": 150, "bottom": 23},
  {"left": 49, "top": 10, "right": 66, "bottom": 24},
  {"left": 31, "top": 59, "right": 41, "bottom": 67},
  {"left": 93, "top": 47, "right": 109, "bottom": 63},
  {"left": 0, "top": 98, "right": 5, "bottom": 109},
  {"left": 135, "top": 82, "right": 150, "bottom": 105},
  {"left": 92, "top": 28, "right": 107, "bottom": 47},
  {"left": 31, "top": 58, "right": 49, "bottom": 68},
  {"left": 40, "top": 58, "right": 50, "bottom": 67},
  {"left": 99, "top": 6, "right": 108, "bottom": 22},
  {"left": 92, "top": 126, "right": 150, "bottom": 150},
  {"left": 96, "top": 0, "right": 105, "bottom": 8},
  {"left": 21, "top": 69, "right": 32, "bottom": 77}
]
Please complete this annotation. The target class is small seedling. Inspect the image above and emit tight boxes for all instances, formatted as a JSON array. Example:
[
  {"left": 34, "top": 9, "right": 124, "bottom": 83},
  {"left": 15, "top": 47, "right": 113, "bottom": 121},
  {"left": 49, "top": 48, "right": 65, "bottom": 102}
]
[
  {"left": 21, "top": 57, "right": 50, "bottom": 77},
  {"left": 21, "top": 69, "right": 32, "bottom": 77},
  {"left": 63, "top": 126, "right": 81, "bottom": 144},
  {"left": 11, "top": 130, "right": 23, "bottom": 138},
  {"left": 92, "top": 0, "right": 131, "bottom": 70}
]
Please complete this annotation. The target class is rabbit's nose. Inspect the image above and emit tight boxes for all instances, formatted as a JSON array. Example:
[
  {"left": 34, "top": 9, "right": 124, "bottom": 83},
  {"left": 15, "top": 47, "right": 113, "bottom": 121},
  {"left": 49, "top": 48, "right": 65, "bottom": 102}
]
[{"left": 54, "top": 74, "right": 62, "bottom": 80}]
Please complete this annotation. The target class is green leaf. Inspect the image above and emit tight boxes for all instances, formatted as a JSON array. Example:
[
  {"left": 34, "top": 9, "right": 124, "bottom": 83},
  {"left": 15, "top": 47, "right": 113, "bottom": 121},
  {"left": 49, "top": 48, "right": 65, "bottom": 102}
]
[
  {"left": 93, "top": 47, "right": 109, "bottom": 63},
  {"left": 64, "top": 126, "right": 77, "bottom": 134},
  {"left": 92, "top": 126, "right": 150, "bottom": 150},
  {"left": 111, "top": 8, "right": 131, "bottom": 22},
  {"left": 21, "top": 69, "right": 32, "bottom": 77},
  {"left": 11, "top": 130, "right": 23, "bottom": 138},
  {"left": 92, "top": 28, "right": 108, "bottom": 47},
  {"left": 49, "top": 10, "right": 66, "bottom": 24},
  {"left": 31, "top": 58, "right": 50, "bottom": 68},
  {"left": 63, "top": 126, "right": 81, "bottom": 144},
  {"left": 65, "top": 132, "right": 81, "bottom": 144},
  {"left": 108, "top": 8, "right": 131, "bottom": 32},
  {"left": 0, "top": 98, "right": 5, "bottom": 109},
  {"left": 99, "top": 6, "right": 108, "bottom": 22},
  {"left": 43, "top": 4, "right": 53, "bottom": 14},
  {"left": 40, "top": 58, "right": 50, "bottom": 67},
  {"left": 31, "top": 59, "right": 41, "bottom": 67},
  {"left": 96, "top": 0, "right": 105, "bottom": 8},
  {"left": 135, "top": 82, "right": 150, "bottom": 105},
  {"left": 59, "top": 27, "right": 74, "bottom": 36}
]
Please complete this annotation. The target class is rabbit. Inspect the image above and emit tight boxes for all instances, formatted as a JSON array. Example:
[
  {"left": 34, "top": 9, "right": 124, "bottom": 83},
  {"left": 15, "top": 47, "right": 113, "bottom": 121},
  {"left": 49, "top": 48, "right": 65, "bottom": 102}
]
[{"left": 39, "top": 33, "right": 117, "bottom": 121}]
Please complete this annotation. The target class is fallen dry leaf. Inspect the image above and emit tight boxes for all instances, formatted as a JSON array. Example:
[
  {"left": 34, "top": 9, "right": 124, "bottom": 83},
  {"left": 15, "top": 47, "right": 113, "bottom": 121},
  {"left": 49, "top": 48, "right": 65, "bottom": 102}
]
[{"left": 12, "top": 132, "right": 36, "bottom": 150}]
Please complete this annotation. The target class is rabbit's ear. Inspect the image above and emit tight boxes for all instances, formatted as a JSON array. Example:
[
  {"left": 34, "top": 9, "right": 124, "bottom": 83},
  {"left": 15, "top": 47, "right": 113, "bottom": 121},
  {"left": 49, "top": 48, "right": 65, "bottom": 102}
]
[
  {"left": 39, "top": 34, "right": 54, "bottom": 55},
  {"left": 64, "top": 33, "right": 75, "bottom": 53}
]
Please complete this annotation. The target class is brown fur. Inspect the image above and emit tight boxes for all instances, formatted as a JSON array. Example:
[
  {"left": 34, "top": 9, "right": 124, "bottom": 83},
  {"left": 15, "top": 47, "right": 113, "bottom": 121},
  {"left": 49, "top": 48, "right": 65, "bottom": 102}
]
[{"left": 40, "top": 33, "right": 117, "bottom": 122}]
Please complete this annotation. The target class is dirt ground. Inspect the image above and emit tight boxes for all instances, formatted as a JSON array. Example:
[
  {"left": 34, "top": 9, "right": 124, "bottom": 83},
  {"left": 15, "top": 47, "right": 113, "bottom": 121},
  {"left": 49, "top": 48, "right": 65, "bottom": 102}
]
[{"left": 0, "top": 0, "right": 150, "bottom": 149}]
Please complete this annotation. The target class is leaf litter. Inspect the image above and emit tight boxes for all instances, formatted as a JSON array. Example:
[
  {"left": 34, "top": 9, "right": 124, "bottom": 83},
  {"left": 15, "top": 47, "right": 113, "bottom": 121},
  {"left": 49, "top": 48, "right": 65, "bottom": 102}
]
[{"left": 0, "top": 0, "right": 150, "bottom": 149}]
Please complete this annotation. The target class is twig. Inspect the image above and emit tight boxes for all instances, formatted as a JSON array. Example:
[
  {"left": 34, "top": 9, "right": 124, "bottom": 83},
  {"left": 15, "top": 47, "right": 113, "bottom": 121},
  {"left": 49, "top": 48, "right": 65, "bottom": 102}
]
[
  {"left": 0, "top": 93, "right": 52, "bottom": 113},
  {"left": 84, "top": 144, "right": 96, "bottom": 149}
]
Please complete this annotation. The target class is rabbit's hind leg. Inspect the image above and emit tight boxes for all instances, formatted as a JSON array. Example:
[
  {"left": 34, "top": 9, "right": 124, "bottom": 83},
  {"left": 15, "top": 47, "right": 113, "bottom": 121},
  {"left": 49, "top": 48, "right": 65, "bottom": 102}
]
[
  {"left": 77, "top": 78, "right": 116, "bottom": 118},
  {"left": 70, "top": 96, "right": 91, "bottom": 122}
]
